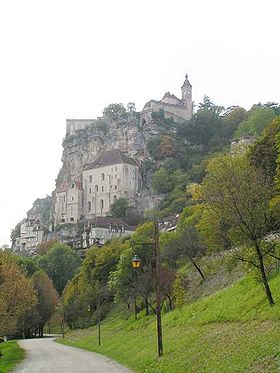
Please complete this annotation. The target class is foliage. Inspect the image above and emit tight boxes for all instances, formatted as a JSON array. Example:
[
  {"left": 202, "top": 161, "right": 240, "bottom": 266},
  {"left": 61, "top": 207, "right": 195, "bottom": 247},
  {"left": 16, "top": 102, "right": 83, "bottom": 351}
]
[
  {"left": 37, "top": 239, "right": 59, "bottom": 255},
  {"left": 172, "top": 274, "right": 187, "bottom": 310},
  {"left": 24, "top": 270, "right": 58, "bottom": 336},
  {"left": 110, "top": 197, "right": 130, "bottom": 218},
  {"left": 36, "top": 243, "right": 81, "bottom": 295},
  {"left": 103, "top": 103, "right": 127, "bottom": 122},
  {"left": 0, "top": 252, "right": 37, "bottom": 336},
  {"left": 235, "top": 107, "right": 275, "bottom": 138},
  {"left": 199, "top": 153, "right": 278, "bottom": 304},
  {"left": 249, "top": 117, "right": 280, "bottom": 183}
]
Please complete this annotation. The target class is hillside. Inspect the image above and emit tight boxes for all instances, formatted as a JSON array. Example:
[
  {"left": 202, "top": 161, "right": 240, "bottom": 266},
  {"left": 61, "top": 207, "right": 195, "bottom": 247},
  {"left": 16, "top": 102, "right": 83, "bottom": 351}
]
[{"left": 59, "top": 273, "right": 280, "bottom": 372}]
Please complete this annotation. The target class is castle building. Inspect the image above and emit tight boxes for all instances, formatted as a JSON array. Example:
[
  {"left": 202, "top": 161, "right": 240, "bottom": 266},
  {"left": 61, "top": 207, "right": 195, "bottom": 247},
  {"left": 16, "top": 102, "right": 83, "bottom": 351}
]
[
  {"left": 83, "top": 149, "right": 140, "bottom": 219},
  {"left": 54, "top": 181, "right": 83, "bottom": 225},
  {"left": 140, "top": 74, "right": 192, "bottom": 125}
]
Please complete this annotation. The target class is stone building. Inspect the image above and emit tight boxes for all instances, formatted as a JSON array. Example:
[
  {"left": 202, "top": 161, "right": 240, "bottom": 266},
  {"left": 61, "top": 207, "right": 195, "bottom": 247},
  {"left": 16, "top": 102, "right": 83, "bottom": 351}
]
[
  {"left": 66, "top": 119, "right": 95, "bottom": 136},
  {"left": 13, "top": 219, "right": 44, "bottom": 255},
  {"left": 140, "top": 73, "right": 192, "bottom": 125},
  {"left": 83, "top": 149, "right": 140, "bottom": 219},
  {"left": 54, "top": 181, "right": 83, "bottom": 226}
]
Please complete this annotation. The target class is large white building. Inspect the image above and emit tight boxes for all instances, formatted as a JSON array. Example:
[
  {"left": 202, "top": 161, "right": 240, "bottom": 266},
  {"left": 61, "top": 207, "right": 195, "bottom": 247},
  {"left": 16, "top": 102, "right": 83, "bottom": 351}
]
[{"left": 54, "top": 149, "right": 140, "bottom": 226}]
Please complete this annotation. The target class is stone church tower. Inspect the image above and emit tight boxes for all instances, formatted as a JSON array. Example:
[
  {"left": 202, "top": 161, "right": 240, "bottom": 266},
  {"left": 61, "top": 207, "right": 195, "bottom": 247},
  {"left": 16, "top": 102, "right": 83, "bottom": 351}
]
[{"left": 140, "top": 73, "right": 193, "bottom": 124}]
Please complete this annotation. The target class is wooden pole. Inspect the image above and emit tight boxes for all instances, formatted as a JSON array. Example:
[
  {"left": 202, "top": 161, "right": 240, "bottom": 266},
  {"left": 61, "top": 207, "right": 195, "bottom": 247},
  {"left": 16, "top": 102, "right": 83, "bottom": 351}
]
[{"left": 154, "top": 220, "right": 163, "bottom": 357}]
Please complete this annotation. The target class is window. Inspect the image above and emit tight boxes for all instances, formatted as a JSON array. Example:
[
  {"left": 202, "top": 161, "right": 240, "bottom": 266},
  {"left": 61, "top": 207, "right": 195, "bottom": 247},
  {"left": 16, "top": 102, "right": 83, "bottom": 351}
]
[
  {"left": 71, "top": 196, "right": 74, "bottom": 201},
  {"left": 61, "top": 218, "right": 65, "bottom": 223},
  {"left": 71, "top": 183, "right": 75, "bottom": 188},
  {"left": 88, "top": 201, "right": 91, "bottom": 212},
  {"left": 89, "top": 187, "right": 92, "bottom": 194},
  {"left": 113, "top": 195, "right": 117, "bottom": 202},
  {"left": 100, "top": 199, "right": 104, "bottom": 210},
  {"left": 115, "top": 174, "right": 117, "bottom": 179},
  {"left": 102, "top": 186, "right": 104, "bottom": 192},
  {"left": 95, "top": 185, "right": 98, "bottom": 192},
  {"left": 70, "top": 217, "right": 74, "bottom": 222},
  {"left": 102, "top": 173, "right": 105, "bottom": 181},
  {"left": 115, "top": 185, "right": 117, "bottom": 190},
  {"left": 89, "top": 175, "right": 92, "bottom": 183},
  {"left": 115, "top": 166, "right": 117, "bottom": 171}
]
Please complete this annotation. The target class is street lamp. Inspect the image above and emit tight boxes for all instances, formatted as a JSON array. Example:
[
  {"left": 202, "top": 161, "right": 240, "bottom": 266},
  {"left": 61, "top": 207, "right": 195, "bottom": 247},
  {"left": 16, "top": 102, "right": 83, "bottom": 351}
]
[
  {"left": 131, "top": 220, "right": 163, "bottom": 357},
  {"left": 131, "top": 255, "right": 141, "bottom": 268}
]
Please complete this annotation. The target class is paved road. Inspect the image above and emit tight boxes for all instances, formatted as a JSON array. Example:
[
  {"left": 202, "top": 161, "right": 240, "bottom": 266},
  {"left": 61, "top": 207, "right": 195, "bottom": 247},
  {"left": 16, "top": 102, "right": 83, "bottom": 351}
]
[{"left": 13, "top": 338, "right": 133, "bottom": 373}]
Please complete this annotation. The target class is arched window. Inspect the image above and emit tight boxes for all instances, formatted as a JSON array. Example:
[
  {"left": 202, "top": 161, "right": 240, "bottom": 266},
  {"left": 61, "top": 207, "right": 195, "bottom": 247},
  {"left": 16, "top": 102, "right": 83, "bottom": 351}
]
[
  {"left": 89, "top": 175, "right": 92, "bottom": 183},
  {"left": 100, "top": 199, "right": 104, "bottom": 210},
  {"left": 95, "top": 185, "right": 98, "bottom": 192},
  {"left": 88, "top": 201, "right": 91, "bottom": 212},
  {"left": 113, "top": 195, "right": 117, "bottom": 202},
  {"left": 102, "top": 173, "right": 105, "bottom": 181}
]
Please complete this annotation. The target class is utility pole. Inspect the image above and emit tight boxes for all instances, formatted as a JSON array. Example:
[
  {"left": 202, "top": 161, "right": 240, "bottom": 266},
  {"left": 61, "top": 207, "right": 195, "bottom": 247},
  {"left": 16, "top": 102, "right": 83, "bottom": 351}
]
[{"left": 154, "top": 220, "right": 163, "bottom": 357}]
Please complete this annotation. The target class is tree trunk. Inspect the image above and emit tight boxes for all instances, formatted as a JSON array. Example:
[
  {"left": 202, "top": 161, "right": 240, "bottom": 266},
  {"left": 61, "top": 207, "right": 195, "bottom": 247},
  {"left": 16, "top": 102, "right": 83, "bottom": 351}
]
[
  {"left": 134, "top": 299, "right": 138, "bottom": 321},
  {"left": 255, "top": 242, "right": 274, "bottom": 306},
  {"left": 145, "top": 298, "right": 149, "bottom": 316},
  {"left": 189, "top": 256, "right": 205, "bottom": 281}
]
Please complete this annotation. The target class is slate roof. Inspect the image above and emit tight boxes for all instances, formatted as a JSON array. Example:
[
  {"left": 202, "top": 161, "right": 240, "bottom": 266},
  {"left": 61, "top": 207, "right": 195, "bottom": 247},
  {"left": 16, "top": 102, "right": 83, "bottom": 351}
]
[
  {"left": 89, "top": 216, "right": 136, "bottom": 231},
  {"left": 84, "top": 149, "right": 138, "bottom": 170}
]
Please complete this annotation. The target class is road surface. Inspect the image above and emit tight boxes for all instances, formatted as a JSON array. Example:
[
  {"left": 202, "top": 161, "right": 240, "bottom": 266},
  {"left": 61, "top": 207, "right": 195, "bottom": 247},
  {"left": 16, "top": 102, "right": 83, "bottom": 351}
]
[{"left": 13, "top": 338, "right": 133, "bottom": 373}]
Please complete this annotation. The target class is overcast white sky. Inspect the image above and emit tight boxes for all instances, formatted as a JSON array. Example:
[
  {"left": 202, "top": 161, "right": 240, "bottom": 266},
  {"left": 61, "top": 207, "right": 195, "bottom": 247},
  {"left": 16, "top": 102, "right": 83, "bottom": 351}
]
[{"left": 0, "top": 0, "right": 279, "bottom": 245}]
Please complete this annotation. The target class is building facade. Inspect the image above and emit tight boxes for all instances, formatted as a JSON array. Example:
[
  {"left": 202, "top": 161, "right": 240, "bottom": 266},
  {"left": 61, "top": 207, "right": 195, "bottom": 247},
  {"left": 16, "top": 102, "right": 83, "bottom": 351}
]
[
  {"left": 140, "top": 73, "right": 192, "bottom": 125},
  {"left": 54, "top": 181, "right": 83, "bottom": 226},
  {"left": 54, "top": 149, "right": 140, "bottom": 226},
  {"left": 13, "top": 219, "right": 44, "bottom": 255}
]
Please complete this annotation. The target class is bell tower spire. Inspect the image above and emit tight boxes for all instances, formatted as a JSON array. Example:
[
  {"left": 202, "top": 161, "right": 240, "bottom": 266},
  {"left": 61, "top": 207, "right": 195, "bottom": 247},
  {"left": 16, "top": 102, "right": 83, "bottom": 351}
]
[{"left": 181, "top": 73, "right": 192, "bottom": 117}]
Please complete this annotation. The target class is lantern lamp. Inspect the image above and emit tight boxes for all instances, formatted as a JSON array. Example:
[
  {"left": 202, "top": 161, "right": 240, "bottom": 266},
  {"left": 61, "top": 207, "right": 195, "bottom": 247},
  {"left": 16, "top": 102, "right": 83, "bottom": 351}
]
[{"left": 131, "top": 255, "right": 141, "bottom": 269}]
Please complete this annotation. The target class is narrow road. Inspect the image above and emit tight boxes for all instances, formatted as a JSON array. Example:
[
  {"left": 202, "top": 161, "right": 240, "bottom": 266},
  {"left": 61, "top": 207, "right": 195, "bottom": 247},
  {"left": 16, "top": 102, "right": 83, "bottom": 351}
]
[{"left": 13, "top": 338, "right": 133, "bottom": 373}]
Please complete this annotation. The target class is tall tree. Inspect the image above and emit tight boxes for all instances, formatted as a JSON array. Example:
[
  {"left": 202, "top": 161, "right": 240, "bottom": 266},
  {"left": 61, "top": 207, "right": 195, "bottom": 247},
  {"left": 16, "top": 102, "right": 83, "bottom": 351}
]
[
  {"left": 36, "top": 244, "right": 81, "bottom": 295},
  {"left": 199, "top": 153, "right": 278, "bottom": 305},
  {"left": 0, "top": 253, "right": 37, "bottom": 335}
]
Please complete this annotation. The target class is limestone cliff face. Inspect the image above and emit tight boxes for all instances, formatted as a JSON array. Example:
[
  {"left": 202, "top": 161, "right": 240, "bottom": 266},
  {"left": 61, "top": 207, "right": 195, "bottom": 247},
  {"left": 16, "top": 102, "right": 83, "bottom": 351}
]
[{"left": 56, "top": 115, "right": 155, "bottom": 187}]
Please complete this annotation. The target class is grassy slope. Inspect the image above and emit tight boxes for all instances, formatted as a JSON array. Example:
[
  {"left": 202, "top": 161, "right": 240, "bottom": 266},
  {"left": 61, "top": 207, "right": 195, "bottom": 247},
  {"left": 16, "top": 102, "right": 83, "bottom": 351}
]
[
  {"left": 59, "top": 275, "right": 280, "bottom": 372},
  {"left": 0, "top": 341, "right": 25, "bottom": 373}
]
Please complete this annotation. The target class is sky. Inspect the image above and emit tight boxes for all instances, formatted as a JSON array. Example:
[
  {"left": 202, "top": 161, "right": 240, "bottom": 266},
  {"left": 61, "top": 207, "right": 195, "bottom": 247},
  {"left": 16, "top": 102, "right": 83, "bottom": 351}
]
[{"left": 0, "top": 0, "right": 279, "bottom": 245}]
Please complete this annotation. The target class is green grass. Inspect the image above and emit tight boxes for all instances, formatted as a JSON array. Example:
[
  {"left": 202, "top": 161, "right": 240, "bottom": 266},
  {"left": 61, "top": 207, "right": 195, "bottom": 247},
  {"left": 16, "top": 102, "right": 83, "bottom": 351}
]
[
  {"left": 0, "top": 341, "right": 25, "bottom": 372},
  {"left": 58, "top": 274, "right": 280, "bottom": 372}
]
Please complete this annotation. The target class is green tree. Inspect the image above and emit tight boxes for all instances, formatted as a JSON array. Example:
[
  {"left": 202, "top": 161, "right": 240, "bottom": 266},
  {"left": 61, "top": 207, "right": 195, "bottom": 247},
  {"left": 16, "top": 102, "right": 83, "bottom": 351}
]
[
  {"left": 235, "top": 107, "right": 275, "bottom": 138},
  {"left": 151, "top": 167, "right": 173, "bottom": 194},
  {"left": 110, "top": 197, "right": 130, "bottom": 218},
  {"left": 199, "top": 153, "right": 278, "bottom": 305},
  {"left": 103, "top": 103, "right": 127, "bottom": 123},
  {"left": 36, "top": 243, "right": 81, "bottom": 295},
  {"left": 172, "top": 274, "right": 187, "bottom": 310},
  {"left": 249, "top": 117, "right": 280, "bottom": 183}
]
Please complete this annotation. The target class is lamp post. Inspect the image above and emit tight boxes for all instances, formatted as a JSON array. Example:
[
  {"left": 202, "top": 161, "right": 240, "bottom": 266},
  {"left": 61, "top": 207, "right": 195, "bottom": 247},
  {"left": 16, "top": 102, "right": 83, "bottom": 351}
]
[{"left": 131, "top": 220, "right": 163, "bottom": 357}]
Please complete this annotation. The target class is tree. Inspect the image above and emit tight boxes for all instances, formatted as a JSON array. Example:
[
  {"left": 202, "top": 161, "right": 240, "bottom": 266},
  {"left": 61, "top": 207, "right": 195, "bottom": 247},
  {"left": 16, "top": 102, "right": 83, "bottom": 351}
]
[
  {"left": 37, "top": 239, "right": 58, "bottom": 255},
  {"left": 172, "top": 274, "right": 187, "bottom": 310},
  {"left": 151, "top": 167, "right": 173, "bottom": 194},
  {"left": 199, "top": 153, "right": 278, "bottom": 305},
  {"left": 110, "top": 197, "right": 130, "bottom": 218},
  {"left": 36, "top": 244, "right": 81, "bottom": 295},
  {"left": 21, "top": 271, "right": 57, "bottom": 337},
  {"left": 249, "top": 117, "right": 280, "bottom": 183},
  {"left": 235, "top": 107, "right": 275, "bottom": 138},
  {"left": 0, "top": 253, "right": 37, "bottom": 335},
  {"left": 103, "top": 103, "right": 127, "bottom": 123}
]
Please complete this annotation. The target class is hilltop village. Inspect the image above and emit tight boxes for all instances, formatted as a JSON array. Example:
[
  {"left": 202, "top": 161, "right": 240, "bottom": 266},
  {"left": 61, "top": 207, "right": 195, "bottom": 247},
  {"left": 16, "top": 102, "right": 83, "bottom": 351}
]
[{"left": 12, "top": 74, "right": 192, "bottom": 255}]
